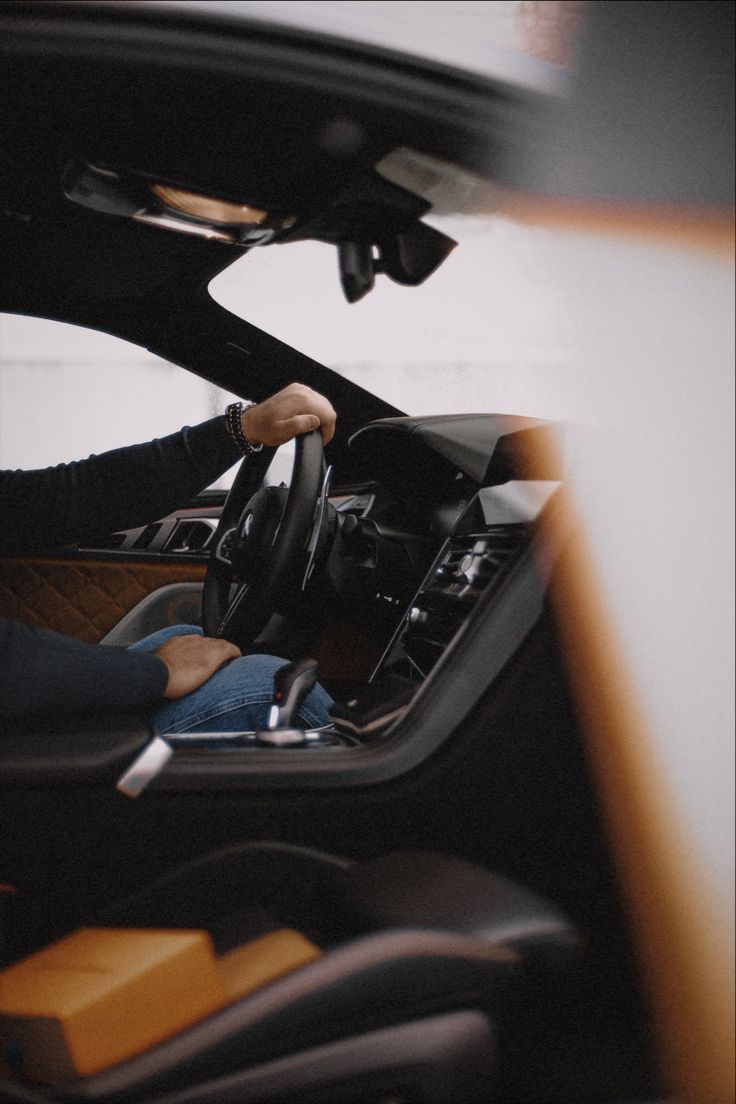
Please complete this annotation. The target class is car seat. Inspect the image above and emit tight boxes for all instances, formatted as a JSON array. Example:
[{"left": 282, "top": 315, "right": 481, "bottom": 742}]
[{"left": 0, "top": 842, "right": 578, "bottom": 1104}]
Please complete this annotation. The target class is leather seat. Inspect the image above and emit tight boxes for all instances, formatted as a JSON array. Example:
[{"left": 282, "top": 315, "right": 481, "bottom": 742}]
[{"left": 0, "top": 844, "right": 579, "bottom": 1104}]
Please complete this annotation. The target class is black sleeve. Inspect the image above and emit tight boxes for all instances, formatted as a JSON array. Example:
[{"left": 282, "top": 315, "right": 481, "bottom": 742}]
[
  {"left": 0, "top": 618, "right": 169, "bottom": 719},
  {"left": 0, "top": 417, "right": 242, "bottom": 554},
  {"left": 0, "top": 416, "right": 242, "bottom": 718}
]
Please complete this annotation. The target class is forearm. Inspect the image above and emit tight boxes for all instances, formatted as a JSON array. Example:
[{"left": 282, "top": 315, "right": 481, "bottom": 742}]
[
  {"left": 0, "top": 618, "right": 169, "bottom": 719},
  {"left": 0, "top": 418, "right": 241, "bottom": 554}
]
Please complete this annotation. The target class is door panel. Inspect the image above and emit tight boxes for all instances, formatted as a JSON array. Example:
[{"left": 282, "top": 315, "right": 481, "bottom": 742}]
[{"left": 0, "top": 556, "right": 205, "bottom": 643}]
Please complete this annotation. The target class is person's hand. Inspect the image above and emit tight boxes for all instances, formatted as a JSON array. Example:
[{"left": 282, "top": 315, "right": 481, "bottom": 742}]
[
  {"left": 154, "top": 634, "right": 241, "bottom": 699},
  {"left": 242, "top": 383, "right": 336, "bottom": 448}
]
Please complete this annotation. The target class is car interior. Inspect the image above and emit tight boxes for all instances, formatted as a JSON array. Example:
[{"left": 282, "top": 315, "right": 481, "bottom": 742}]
[{"left": 0, "top": 3, "right": 682, "bottom": 1102}]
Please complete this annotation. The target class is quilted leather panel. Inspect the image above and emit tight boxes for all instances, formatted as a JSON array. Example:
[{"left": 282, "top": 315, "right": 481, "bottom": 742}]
[{"left": 0, "top": 558, "right": 206, "bottom": 643}]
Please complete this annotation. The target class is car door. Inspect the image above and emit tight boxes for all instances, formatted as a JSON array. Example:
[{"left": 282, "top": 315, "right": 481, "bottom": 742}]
[{"left": 0, "top": 315, "right": 241, "bottom": 645}]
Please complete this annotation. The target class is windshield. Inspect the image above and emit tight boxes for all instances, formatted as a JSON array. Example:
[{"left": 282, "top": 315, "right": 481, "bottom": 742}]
[{"left": 209, "top": 212, "right": 578, "bottom": 422}]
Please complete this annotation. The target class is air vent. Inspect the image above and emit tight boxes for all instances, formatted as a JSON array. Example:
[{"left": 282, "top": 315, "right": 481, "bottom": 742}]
[
  {"left": 163, "top": 519, "right": 216, "bottom": 554},
  {"left": 132, "top": 522, "right": 163, "bottom": 550},
  {"left": 402, "top": 526, "right": 526, "bottom": 677}
]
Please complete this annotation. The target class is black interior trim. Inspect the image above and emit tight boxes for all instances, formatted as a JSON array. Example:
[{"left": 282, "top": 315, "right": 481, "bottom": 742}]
[{"left": 0, "top": 713, "right": 150, "bottom": 784}]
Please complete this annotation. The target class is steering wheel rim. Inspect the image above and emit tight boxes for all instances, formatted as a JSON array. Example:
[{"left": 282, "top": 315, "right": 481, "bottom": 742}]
[{"left": 202, "top": 429, "right": 324, "bottom": 648}]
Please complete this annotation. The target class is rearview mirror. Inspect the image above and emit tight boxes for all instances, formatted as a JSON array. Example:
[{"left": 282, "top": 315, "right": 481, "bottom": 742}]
[{"left": 338, "top": 221, "right": 456, "bottom": 303}]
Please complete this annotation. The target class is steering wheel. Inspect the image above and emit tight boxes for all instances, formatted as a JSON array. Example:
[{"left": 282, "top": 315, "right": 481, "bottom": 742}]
[{"left": 202, "top": 429, "right": 325, "bottom": 649}]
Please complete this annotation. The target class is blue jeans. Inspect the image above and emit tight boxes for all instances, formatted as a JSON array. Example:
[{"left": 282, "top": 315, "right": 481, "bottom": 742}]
[{"left": 129, "top": 625, "right": 333, "bottom": 735}]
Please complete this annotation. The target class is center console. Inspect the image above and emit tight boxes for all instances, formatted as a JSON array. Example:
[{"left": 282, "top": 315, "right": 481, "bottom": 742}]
[
  {"left": 150, "top": 482, "right": 558, "bottom": 757},
  {"left": 359, "top": 478, "right": 558, "bottom": 693}
]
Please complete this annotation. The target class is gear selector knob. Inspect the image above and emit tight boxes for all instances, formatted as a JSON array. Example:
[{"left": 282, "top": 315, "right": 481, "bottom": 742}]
[
  {"left": 269, "top": 657, "right": 319, "bottom": 729},
  {"left": 259, "top": 657, "right": 319, "bottom": 741}
]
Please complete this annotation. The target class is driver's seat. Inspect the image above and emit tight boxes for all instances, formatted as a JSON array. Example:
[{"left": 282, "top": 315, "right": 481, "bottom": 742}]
[{"left": 0, "top": 841, "right": 579, "bottom": 1104}]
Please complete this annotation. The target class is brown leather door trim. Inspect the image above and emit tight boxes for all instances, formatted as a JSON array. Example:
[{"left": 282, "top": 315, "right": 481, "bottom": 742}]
[{"left": 0, "top": 557, "right": 206, "bottom": 643}]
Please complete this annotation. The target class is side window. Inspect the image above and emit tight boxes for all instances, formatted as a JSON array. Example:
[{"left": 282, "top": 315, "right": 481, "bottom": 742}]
[{"left": 0, "top": 315, "right": 243, "bottom": 490}]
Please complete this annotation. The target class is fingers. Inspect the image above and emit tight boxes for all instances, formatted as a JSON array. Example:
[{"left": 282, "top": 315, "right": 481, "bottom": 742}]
[
  {"left": 242, "top": 383, "right": 336, "bottom": 447},
  {"left": 210, "top": 638, "right": 241, "bottom": 664},
  {"left": 155, "top": 634, "right": 241, "bottom": 699},
  {"left": 273, "top": 413, "right": 320, "bottom": 443}
]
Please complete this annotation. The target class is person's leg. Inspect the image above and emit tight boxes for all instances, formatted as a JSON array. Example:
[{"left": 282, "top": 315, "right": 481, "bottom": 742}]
[
  {"left": 152, "top": 650, "right": 334, "bottom": 735},
  {"left": 128, "top": 624, "right": 201, "bottom": 654},
  {"left": 129, "top": 625, "right": 333, "bottom": 734}
]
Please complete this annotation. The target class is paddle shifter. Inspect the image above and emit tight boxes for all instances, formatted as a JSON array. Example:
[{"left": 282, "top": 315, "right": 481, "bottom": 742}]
[{"left": 256, "top": 658, "right": 320, "bottom": 746}]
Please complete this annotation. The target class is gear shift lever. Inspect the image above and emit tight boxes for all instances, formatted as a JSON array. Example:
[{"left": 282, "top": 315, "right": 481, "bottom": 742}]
[
  {"left": 268, "top": 657, "right": 319, "bottom": 729},
  {"left": 256, "top": 658, "right": 319, "bottom": 746}
]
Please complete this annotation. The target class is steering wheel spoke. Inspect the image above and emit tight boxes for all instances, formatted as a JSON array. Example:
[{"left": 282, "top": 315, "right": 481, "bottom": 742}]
[
  {"left": 216, "top": 582, "right": 251, "bottom": 637},
  {"left": 214, "top": 526, "right": 237, "bottom": 566}
]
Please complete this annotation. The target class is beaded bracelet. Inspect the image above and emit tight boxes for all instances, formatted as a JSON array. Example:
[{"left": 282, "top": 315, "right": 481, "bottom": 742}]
[{"left": 225, "top": 401, "right": 264, "bottom": 456}]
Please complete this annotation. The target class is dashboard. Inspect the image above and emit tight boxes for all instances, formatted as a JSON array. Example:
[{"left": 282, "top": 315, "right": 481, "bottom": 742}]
[{"left": 0, "top": 413, "right": 565, "bottom": 792}]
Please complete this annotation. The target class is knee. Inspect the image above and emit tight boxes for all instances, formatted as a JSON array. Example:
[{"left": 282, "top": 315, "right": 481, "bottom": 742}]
[
  {"left": 214, "top": 654, "right": 333, "bottom": 724},
  {"left": 214, "top": 653, "right": 286, "bottom": 698},
  {"left": 129, "top": 624, "right": 202, "bottom": 653}
]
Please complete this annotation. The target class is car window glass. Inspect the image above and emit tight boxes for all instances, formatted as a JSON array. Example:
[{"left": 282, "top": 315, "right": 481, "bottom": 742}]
[
  {"left": 209, "top": 213, "right": 581, "bottom": 423},
  {"left": 0, "top": 315, "right": 294, "bottom": 491}
]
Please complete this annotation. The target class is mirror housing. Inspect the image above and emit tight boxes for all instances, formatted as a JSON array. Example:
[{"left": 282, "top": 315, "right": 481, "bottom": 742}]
[{"left": 338, "top": 221, "right": 456, "bottom": 303}]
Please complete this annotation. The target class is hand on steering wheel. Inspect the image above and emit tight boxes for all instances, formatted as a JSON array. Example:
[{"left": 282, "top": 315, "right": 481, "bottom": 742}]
[{"left": 202, "top": 429, "right": 326, "bottom": 649}]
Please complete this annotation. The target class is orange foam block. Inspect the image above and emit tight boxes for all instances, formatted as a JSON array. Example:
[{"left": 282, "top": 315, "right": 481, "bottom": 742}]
[{"left": 0, "top": 927, "right": 226, "bottom": 1082}]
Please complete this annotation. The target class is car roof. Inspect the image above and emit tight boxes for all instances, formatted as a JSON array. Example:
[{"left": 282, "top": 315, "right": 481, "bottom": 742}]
[
  {"left": 133, "top": 0, "right": 566, "bottom": 93},
  {"left": 0, "top": 0, "right": 555, "bottom": 453},
  {"left": 0, "top": 1, "right": 552, "bottom": 233}
]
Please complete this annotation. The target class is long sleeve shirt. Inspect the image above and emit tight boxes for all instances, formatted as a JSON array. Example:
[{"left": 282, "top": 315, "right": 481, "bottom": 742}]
[{"left": 0, "top": 417, "right": 241, "bottom": 719}]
